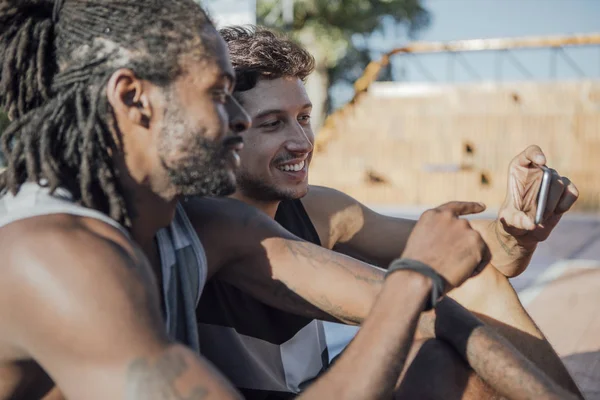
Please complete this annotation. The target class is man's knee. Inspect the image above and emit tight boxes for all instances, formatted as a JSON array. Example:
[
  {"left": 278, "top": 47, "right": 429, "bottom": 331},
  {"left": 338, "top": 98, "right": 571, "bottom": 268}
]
[{"left": 395, "top": 339, "right": 500, "bottom": 400}]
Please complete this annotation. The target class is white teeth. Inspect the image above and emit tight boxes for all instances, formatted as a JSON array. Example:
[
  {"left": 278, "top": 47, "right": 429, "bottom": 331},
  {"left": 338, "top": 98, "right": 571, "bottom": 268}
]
[{"left": 278, "top": 160, "right": 305, "bottom": 172}]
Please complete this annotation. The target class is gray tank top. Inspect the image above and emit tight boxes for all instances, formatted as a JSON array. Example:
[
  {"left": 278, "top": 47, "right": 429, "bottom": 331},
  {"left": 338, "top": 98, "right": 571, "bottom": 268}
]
[{"left": 0, "top": 183, "right": 207, "bottom": 352}]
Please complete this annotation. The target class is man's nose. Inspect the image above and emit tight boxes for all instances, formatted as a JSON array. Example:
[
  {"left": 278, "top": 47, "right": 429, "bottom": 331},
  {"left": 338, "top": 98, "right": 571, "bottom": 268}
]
[
  {"left": 227, "top": 95, "right": 251, "bottom": 133},
  {"left": 286, "top": 125, "right": 314, "bottom": 154}
]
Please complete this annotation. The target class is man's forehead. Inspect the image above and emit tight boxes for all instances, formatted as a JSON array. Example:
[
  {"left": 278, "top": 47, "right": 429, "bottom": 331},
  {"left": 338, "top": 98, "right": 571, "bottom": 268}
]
[
  {"left": 240, "top": 77, "right": 311, "bottom": 115},
  {"left": 213, "top": 34, "right": 236, "bottom": 78},
  {"left": 179, "top": 34, "right": 235, "bottom": 85},
  {"left": 195, "top": 28, "right": 235, "bottom": 76},
  {"left": 180, "top": 54, "right": 234, "bottom": 89}
]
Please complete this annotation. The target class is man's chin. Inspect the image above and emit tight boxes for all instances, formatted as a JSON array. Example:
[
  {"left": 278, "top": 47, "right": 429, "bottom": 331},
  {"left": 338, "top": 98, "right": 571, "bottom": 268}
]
[
  {"left": 296, "top": 187, "right": 309, "bottom": 199},
  {"left": 278, "top": 183, "right": 309, "bottom": 200}
]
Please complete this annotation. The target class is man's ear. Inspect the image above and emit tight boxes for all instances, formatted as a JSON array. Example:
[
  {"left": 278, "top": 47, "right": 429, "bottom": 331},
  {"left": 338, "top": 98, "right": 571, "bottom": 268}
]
[{"left": 106, "top": 68, "right": 152, "bottom": 129}]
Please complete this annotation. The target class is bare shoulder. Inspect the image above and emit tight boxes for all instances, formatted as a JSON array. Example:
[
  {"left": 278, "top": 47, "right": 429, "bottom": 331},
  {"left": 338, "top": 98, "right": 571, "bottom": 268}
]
[
  {"left": 0, "top": 216, "right": 235, "bottom": 399},
  {"left": 302, "top": 186, "right": 366, "bottom": 248},
  {"left": 0, "top": 213, "right": 140, "bottom": 277},
  {"left": 303, "top": 185, "right": 362, "bottom": 214},
  {"left": 0, "top": 214, "right": 163, "bottom": 354}
]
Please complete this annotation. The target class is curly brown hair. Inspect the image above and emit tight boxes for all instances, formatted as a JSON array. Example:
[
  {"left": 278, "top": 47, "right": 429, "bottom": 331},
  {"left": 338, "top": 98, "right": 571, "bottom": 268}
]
[{"left": 219, "top": 25, "right": 315, "bottom": 97}]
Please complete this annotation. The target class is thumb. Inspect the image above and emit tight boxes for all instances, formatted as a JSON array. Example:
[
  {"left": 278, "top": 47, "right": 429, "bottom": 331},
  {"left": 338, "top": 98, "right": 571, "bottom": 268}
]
[{"left": 437, "top": 201, "right": 487, "bottom": 217}]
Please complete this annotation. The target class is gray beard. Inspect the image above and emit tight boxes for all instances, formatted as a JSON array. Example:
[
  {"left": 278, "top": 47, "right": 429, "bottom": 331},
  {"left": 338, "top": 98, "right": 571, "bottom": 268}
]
[{"left": 160, "top": 133, "right": 239, "bottom": 198}]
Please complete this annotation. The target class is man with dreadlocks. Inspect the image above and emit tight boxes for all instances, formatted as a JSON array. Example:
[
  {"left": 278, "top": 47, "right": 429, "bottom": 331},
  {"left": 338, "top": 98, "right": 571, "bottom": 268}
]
[{"left": 0, "top": 1, "right": 582, "bottom": 399}]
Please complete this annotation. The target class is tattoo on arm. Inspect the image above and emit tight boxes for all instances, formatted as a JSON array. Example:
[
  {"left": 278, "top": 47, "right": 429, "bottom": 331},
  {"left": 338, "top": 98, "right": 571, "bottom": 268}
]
[
  {"left": 281, "top": 240, "right": 382, "bottom": 324},
  {"left": 238, "top": 205, "right": 383, "bottom": 323},
  {"left": 126, "top": 352, "right": 209, "bottom": 400},
  {"left": 283, "top": 240, "right": 383, "bottom": 286}
]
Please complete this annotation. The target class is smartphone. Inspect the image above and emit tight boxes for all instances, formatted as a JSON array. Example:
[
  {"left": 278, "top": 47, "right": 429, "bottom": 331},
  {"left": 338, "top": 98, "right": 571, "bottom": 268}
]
[{"left": 535, "top": 165, "right": 552, "bottom": 225}]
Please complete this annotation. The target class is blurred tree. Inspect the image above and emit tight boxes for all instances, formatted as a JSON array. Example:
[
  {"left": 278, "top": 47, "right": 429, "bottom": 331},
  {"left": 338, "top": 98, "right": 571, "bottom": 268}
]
[{"left": 257, "top": 0, "right": 430, "bottom": 129}]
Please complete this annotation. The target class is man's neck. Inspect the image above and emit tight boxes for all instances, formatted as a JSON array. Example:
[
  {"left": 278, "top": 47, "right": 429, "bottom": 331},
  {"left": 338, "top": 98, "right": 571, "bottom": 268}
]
[
  {"left": 111, "top": 155, "right": 179, "bottom": 248},
  {"left": 122, "top": 183, "right": 178, "bottom": 249},
  {"left": 230, "top": 191, "right": 280, "bottom": 219},
  {"left": 120, "top": 182, "right": 177, "bottom": 309}
]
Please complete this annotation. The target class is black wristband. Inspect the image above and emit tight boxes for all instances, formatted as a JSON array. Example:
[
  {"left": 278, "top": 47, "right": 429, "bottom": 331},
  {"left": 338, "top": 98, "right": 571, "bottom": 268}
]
[{"left": 385, "top": 258, "right": 445, "bottom": 311}]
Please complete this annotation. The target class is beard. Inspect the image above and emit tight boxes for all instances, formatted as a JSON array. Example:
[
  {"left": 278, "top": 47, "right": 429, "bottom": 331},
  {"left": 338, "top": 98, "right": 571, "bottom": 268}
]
[
  {"left": 236, "top": 169, "right": 308, "bottom": 202},
  {"left": 162, "top": 134, "right": 241, "bottom": 197},
  {"left": 157, "top": 98, "right": 241, "bottom": 197}
]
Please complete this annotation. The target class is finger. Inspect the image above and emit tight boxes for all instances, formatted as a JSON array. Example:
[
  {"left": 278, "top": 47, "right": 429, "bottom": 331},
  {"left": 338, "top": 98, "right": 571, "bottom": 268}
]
[
  {"left": 555, "top": 177, "right": 579, "bottom": 214},
  {"left": 519, "top": 145, "right": 546, "bottom": 167},
  {"left": 436, "top": 201, "right": 486, "bottom": 217},
  {"left": 543, "top": 170, "right": 566, "bottom": 219},
  {"left": 503, "top": 209, "right": 536, "bottom": 231}
]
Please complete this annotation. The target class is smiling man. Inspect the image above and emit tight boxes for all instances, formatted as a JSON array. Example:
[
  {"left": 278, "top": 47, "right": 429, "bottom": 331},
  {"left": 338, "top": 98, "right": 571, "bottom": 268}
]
[{"left": 194, "top": 25, "right": 582, "bottom": 399}]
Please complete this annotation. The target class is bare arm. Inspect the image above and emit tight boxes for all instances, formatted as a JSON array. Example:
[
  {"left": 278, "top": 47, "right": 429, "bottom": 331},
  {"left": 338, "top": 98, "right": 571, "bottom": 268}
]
[
  {"left": 421, "top": 298, "right": 581, "bottom": 400},
  {"left": 187, "top": 198, "right": 580, "bottom": 396},
  {"left": 303, "top": 202, "right": 492, "bottom": 399},
  {"left": 303, "top": 186, "right": 579, "bottom": 394},
  {"left": 300, "top": 271, "right": 431, "bottom": 399},
  {"left": 447, "top": 264, "right": 582, "bottom": 396},
  {"left": 302, "top": 186, "right": 535, "bottom": 272},
  {"left": 302, "top": 185, "right": 415, "bottom": 267},
  {"left": 185, "top": 197, "right": 384, "bottom": 325},
  {"left": 0, "top": 218, "right": 240, "bottom": 400}
]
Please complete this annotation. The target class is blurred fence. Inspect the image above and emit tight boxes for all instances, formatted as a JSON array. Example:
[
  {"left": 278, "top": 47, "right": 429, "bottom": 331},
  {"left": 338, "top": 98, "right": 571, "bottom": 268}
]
[
  {"left": 310, "top": 34, "right": 600, "bottom": 212},
  {"left": 310, "top": 80, "right": 600, "bottom": 210}
]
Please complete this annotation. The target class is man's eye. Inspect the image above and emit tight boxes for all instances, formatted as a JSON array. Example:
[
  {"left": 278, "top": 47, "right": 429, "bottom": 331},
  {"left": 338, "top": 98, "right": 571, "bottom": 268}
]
[
  {"left": 262, "top": 120, "right": 282, "bottom": 129},
  {"left": 298, "top": 115, "right": 311, "bottom": 124}
]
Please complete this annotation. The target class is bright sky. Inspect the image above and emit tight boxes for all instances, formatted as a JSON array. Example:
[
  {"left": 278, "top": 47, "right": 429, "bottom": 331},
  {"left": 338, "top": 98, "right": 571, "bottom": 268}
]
[{"left": 332, "top": 0, "right": 600, "bottom": 107}]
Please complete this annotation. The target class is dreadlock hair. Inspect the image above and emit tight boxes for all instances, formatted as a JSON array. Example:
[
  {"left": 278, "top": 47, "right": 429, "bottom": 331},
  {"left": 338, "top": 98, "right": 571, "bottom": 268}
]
[
  {"left": 219, "top": 25, "right": 315, "bottom": 98},
  {"left": 0, "top": 0, "right": 216, "bottom": 226}
]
